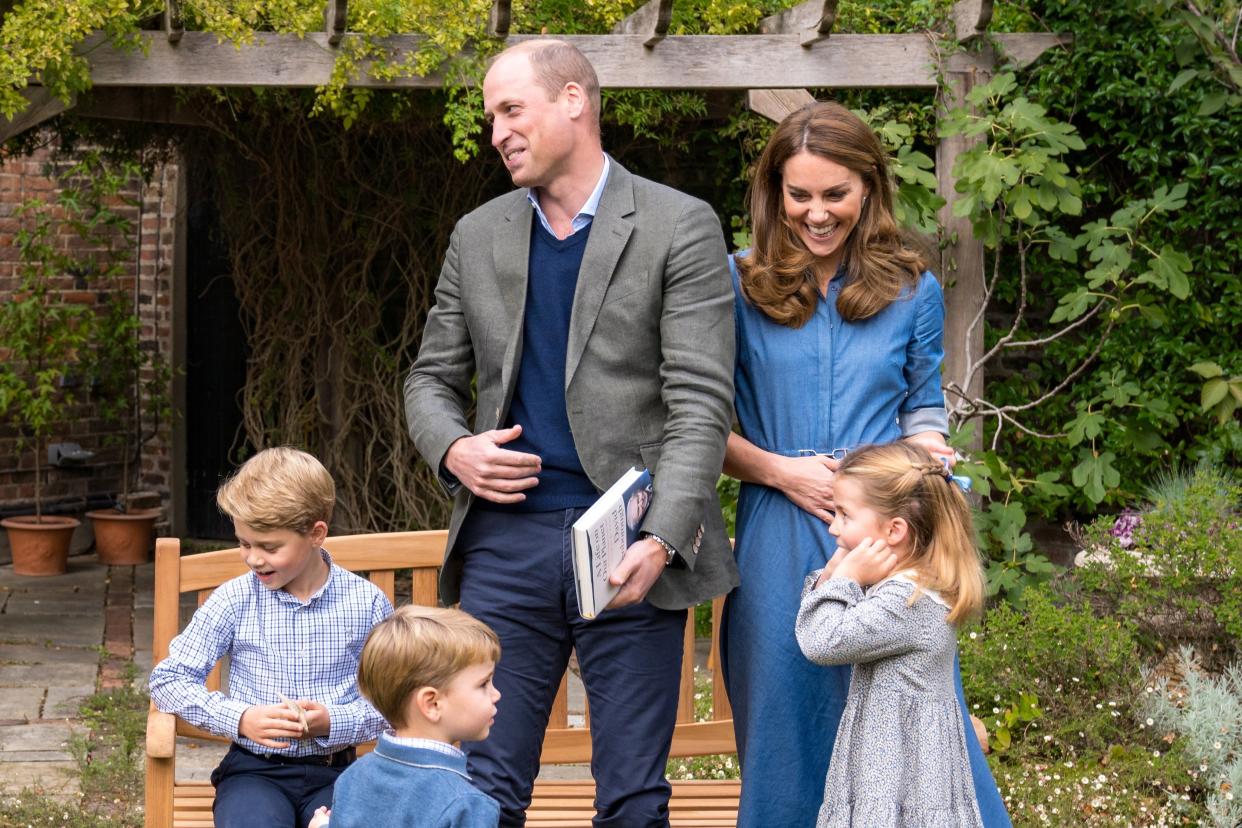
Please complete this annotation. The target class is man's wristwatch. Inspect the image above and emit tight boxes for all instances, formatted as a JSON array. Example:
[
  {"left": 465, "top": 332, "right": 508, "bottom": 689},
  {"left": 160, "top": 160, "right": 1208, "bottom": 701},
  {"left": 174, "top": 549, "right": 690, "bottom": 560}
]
[{"left": 642, "top": 532, "right": 677, "bottom": 567}]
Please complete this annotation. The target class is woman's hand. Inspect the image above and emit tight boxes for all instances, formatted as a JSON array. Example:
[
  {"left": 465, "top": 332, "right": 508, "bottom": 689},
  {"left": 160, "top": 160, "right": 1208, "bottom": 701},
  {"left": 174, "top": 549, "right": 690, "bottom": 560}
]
[
  {"left": 776, "top": 454, "right": 840, "bottom": 523},
  {"left": 904, "top": 431, "right": 955, "bottom": 469}
]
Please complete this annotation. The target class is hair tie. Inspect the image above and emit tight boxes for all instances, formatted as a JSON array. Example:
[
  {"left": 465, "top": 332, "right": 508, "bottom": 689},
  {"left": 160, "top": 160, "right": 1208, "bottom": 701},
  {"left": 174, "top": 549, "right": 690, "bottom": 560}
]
[{"left": 916, "top": 460, "right": 972, "bottom": 493}]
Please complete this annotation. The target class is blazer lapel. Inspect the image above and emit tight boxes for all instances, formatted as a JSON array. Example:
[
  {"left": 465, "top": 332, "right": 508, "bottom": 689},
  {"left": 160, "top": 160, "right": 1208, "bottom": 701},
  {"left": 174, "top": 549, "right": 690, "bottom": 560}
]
[
  {"left": 565, "top": 161, "right": 635, "bottom": 386},
  {"left": 495, "top": 195, "right": 532, "bottom": 401}
]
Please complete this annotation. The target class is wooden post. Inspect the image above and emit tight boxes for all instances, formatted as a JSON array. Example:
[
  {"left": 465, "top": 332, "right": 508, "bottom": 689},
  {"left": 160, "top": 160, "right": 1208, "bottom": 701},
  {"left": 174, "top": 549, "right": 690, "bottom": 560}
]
[{"left": 937, "top": 2, "right": 994, "bottom": 430}]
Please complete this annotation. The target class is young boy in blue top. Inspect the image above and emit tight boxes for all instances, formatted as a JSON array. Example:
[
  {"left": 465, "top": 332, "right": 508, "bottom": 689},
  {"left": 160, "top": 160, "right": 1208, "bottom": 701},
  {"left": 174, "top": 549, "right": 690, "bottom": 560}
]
[
  {"left": 308, "top": 606, "right": 502, "bottom": 828},
  {"left": 148, "top": 447, "right": 393, "bottom": 828}
]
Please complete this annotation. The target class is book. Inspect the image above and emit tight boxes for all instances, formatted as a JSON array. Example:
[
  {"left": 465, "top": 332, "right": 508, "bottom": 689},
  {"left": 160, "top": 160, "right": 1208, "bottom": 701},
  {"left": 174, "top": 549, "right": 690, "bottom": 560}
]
[{"left": 571, "top": 467, "right": 653, "bottom": 620}]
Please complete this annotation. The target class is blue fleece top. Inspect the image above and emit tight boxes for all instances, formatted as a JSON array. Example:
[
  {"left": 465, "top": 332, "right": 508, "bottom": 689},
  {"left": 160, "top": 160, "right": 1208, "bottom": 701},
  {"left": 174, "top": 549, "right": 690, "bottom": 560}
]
[{"left": 327, "top": 734, "right": 499, "bottom": 828}]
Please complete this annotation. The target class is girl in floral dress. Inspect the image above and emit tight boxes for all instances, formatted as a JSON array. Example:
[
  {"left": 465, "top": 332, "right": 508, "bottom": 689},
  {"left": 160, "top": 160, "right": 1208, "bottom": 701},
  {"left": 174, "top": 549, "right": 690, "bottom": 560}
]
[{"left": 796, "top": 441, "right": 987, "bottom": 827}]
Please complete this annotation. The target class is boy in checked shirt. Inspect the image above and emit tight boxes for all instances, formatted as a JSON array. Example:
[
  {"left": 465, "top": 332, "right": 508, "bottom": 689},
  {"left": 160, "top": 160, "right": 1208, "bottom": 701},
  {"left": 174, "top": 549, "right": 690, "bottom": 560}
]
[{"left": 149, "top": 447, "right": 393, "bottom": 828}]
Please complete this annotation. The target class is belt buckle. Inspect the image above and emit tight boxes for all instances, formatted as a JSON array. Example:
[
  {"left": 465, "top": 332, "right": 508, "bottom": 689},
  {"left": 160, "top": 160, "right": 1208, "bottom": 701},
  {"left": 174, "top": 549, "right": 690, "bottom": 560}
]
[{"left": 797, "top": 448, "right": 848, "bottom": 460}]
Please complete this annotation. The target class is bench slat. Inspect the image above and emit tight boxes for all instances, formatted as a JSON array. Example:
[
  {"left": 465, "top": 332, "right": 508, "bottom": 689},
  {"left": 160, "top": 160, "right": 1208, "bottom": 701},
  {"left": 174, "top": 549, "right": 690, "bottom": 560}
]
[{"left": 152, "top": 534, "right": 740, "bottom": 828}]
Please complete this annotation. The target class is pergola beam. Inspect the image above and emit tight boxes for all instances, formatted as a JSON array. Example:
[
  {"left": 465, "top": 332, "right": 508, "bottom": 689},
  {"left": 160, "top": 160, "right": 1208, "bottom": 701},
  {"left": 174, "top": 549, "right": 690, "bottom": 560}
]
[
  {"left": 164, "top": 0, "right": 183, "bottom": 44},
  {"left": 74, "top": 31, "right": 1066, "bottom": 91},
  {"left": 759, "top": 0, "right": 838, "bottom": 46},
  {"left": 325, "top": 0, "right": 348, "bottom": 46},
  {"left": 1, "top": 86, "right": 72, "bottom": 143},
  {"left": 952, "top": 0, "right": 993, "bottom": 43},
  {"left": 746, "top": 88, "right": 815, "bottom": 122},
  {"left": 611, "top": 0, "right": 674, "bottom": 48},
  {"left": 488, "top": 0, "right": 511, "bottom": 39}
]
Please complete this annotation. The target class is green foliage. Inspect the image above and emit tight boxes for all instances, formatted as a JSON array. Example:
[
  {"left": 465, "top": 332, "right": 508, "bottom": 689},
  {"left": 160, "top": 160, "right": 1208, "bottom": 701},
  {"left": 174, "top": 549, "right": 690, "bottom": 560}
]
[
  {"left": 0, "top": 0, "right": 159, "bottom": 120},
  {"left": 63, "top": 150, "right": 173, "bottom": 503},
  {"left": 976, "top": 0, "right": 1242, "bottom": 515},
  {"left": 70, "top": 667, "right": 148, "bottom": 804},
  {"left": 1075, "top": 464, "right": 1242, "bottom": 665},
  {"left": 959, "top": 582, "right": 1142, "bottom": 754},
  {"left": 991, "top": 739, "right": 1207, "bottom": 827},
  {"left": 0, "top": 183, "right": 97, "bottom": 518},
  {"left": 1145, "top": 647, "right": 1242, "bottom": 828}
]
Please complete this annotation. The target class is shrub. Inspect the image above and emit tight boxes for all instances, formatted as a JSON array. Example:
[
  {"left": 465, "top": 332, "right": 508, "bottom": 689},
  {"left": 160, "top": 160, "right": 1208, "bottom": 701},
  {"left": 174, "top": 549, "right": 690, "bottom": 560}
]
[
  {"left": 1075, "top": 464, "right": 1242, "bottom": 666},
  {"left": 1144, "top": 647, "right": 1242, "bottom": 828},
  {"left": 959, "top": 582, "right": 1142, "bottom": 753},
  {"left": 993, "top": 740, "right": 1207, "bottom": 827}
]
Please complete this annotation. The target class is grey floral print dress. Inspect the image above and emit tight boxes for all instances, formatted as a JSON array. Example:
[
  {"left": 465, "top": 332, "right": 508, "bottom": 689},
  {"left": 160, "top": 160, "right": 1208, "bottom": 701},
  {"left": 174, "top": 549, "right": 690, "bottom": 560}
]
[{"left": 795, "top": 572, "right": 984, "bottom": 828}]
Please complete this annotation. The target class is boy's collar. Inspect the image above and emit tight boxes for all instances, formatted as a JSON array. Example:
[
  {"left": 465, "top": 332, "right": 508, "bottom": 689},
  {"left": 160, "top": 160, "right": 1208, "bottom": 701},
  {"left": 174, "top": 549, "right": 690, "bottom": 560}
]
[
  {"left": 374, "top": 732, "right": 471, "bottom": 779},
  {"left": 272, "top": 548, "right": 335, "bottom": 605}
]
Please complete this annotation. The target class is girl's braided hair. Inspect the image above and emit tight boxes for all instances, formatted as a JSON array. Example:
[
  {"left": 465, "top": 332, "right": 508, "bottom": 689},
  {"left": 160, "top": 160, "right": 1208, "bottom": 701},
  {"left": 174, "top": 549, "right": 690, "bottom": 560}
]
[{"left": 836, "top": 442, "right": 984, "bottom": 624}]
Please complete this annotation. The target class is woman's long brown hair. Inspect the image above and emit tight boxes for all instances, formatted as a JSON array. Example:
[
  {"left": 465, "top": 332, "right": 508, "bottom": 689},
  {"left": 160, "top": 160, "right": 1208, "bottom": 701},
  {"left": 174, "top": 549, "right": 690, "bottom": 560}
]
[{"left": 737, "top": 101, "right": 926, "bottom": 327}]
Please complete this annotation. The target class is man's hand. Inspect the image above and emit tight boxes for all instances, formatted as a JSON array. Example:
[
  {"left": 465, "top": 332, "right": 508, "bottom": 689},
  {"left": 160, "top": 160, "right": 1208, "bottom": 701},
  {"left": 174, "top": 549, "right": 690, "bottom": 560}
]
[
  {"left": 444, "top": 425, "right": 541, "bottom": 503},
  {"left": 605, "top": 537, "right": 668, "bottom": 610},
  {"left": 295, "top": 699, "right": 331, "bottom": 737},
  {"left": 777, "top": 454, "right": 840, "bottom": 524},
  {"left": 832, "top": 537, "right": 900, "bottom": 588},
  {"left": 238, "top": 703, "right": 306, "bottom": 749},
  {"left": 308, "top": 806, "right": 331, "bottom": 828},
  {"left": 904, "top": 431, "right": 955, "bottom": 469}
]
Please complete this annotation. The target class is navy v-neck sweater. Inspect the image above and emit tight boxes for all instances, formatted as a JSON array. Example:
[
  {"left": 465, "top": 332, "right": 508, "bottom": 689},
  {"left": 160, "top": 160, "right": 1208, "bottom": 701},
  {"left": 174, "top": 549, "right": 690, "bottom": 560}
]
[{"left": 481, "top": 218, "right": 599, "bottom": 513}]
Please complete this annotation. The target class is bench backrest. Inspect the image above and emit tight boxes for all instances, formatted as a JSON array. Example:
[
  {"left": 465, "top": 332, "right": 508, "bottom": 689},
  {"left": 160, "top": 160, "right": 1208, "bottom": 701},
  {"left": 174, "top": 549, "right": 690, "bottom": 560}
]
[{"left": 152, "top": 533, "right": 735, "bottom": 763}]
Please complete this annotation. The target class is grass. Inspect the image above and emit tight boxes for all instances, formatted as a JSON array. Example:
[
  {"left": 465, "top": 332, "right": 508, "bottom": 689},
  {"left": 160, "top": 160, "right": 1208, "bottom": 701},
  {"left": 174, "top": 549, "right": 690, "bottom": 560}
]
[{"left": 0, "top": 664, "right": 147, "bottom": 828}]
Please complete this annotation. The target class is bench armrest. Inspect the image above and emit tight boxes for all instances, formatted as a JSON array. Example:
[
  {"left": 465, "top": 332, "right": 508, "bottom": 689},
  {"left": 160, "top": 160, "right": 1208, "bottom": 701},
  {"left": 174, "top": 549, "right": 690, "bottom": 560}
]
[{"left": 146, "top": 706, "right": 177, "bottom": 759}]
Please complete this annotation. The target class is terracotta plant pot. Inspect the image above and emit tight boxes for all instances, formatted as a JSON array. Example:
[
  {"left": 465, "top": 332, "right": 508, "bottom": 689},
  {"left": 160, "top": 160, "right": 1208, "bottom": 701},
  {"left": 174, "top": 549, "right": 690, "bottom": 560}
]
[
  {"left": 2, "top": 515, "right": 80, "bottom": 576},
  {"left": 87, "top": 508, "right": 160, "bottom": 565}
]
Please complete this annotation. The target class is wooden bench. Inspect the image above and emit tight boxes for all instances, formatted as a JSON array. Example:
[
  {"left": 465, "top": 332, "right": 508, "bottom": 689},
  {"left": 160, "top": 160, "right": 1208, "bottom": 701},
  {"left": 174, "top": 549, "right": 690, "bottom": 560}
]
[{"left": 144, "top": 531, "right": 739, "bottom": 827}]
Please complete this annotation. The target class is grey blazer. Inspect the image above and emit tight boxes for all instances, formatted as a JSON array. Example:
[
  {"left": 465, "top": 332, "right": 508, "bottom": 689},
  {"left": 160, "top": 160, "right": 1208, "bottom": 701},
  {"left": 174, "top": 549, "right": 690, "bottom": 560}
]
[{"left": 404, "top": 159, "right": 738, "bottom": 610}]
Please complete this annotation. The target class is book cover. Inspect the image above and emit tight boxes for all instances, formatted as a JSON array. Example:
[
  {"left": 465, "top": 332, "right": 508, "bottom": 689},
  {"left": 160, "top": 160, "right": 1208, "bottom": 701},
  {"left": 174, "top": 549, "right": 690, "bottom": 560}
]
[{"left": 571, "top": 467, "right": 653, "bottom": 620}]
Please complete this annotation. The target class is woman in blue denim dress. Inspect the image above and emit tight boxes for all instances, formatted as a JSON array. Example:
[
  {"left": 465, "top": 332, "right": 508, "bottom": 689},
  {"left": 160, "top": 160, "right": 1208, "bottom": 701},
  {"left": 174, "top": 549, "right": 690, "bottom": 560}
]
[{"left": 720, "top": 102, "right": 1011, "bottom": 827}]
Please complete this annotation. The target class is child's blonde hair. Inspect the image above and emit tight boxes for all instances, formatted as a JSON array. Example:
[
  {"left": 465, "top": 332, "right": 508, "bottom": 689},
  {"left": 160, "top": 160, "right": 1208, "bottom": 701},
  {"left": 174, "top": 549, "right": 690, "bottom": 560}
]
[
  {"left": 836, "top": 442, "right": 984, "bottom": 624},
  {"left": 358, "top": 606, "right": 501, "bottom": 728},
  {"left": 215, "top": 447, "right": 334, "bottom": 534}
]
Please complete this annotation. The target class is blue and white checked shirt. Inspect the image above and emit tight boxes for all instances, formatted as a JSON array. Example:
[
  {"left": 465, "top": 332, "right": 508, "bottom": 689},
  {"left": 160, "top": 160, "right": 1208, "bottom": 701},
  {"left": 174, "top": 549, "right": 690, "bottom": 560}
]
[{"left": 148, "top": 549, "right": 393, "bottom": 757}]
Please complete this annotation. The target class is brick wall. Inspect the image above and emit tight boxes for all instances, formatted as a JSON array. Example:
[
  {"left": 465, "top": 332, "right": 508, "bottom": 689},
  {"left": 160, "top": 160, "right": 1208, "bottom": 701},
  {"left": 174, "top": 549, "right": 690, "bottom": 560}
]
[{"left": 0, "top": 142, "right": 178, "bottom": 537}]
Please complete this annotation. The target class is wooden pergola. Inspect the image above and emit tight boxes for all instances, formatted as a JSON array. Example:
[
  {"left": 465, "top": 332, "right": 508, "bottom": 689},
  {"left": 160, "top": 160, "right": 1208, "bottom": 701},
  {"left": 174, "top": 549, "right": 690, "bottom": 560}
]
[{"left": 2, "top": 0, "right": 1069, "bottom": 408}]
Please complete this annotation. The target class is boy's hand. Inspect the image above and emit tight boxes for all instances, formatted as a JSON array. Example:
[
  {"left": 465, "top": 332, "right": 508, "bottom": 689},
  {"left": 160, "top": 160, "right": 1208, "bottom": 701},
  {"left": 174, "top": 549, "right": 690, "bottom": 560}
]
[
  {"left": 815, "top": 544, "right": 851, "bottom": 588},
  {"left": 238, "top": 703, "right": 306, "bottom": 748},
  {"left": 308, "top": 806, "right": 331, "bottom": 828},
  {"left": 296, "top": 699, "right": 332, "bottom": 737},
  {"left": 277, "top": 692, "right": 309, "bottom": 736},
  {"left": 833, "top": 538, "right": 899, "bottom": 587}
]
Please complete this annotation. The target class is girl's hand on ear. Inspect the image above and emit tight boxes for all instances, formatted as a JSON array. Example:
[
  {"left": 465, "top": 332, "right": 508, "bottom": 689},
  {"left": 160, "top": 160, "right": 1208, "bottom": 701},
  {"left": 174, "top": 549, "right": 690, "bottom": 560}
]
[
  {"left": 833, "top": 537, "right": 898, "bottom": 587},
  {"left": 815, "top": 544, "right": 852, "bottom": 588}
]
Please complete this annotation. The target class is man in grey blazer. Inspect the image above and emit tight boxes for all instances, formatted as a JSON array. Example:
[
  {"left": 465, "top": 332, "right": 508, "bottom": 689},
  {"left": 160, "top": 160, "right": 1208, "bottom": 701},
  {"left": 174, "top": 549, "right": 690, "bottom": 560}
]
[{"left": 404, "top": 39, "right": 736, "bottom": 827}]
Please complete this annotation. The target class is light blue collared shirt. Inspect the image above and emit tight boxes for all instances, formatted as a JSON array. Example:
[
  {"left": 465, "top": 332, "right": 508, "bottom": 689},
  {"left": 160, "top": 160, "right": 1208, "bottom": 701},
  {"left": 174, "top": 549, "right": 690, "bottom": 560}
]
[
  {"left": 148, "top": 549, "right": 394, "bottom": 757},
  {"left": 384, "top": 732, "right": 465, "bottom": 758},
  {"left": 526, "top": 155, "right": 610, "bottom": 238}
]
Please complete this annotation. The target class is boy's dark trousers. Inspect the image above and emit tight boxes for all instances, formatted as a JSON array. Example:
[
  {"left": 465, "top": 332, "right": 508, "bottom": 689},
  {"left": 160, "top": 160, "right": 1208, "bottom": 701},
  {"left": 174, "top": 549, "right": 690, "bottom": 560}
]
[
  {"left": 457, "top": 507, "right": 688, "bottom": 828},
  {"left": 211, "top": 743, "right": 355, "bottom": 828}
]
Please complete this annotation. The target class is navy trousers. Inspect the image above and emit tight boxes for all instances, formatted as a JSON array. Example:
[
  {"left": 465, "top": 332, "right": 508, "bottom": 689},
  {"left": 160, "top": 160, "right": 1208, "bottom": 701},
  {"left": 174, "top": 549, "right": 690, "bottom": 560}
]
[
  {"left": 211, "top": 744, "right": 347, "bottom": 828},
  {"left": 457, "top": 508, "right": 688, "bottom": 828}
]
